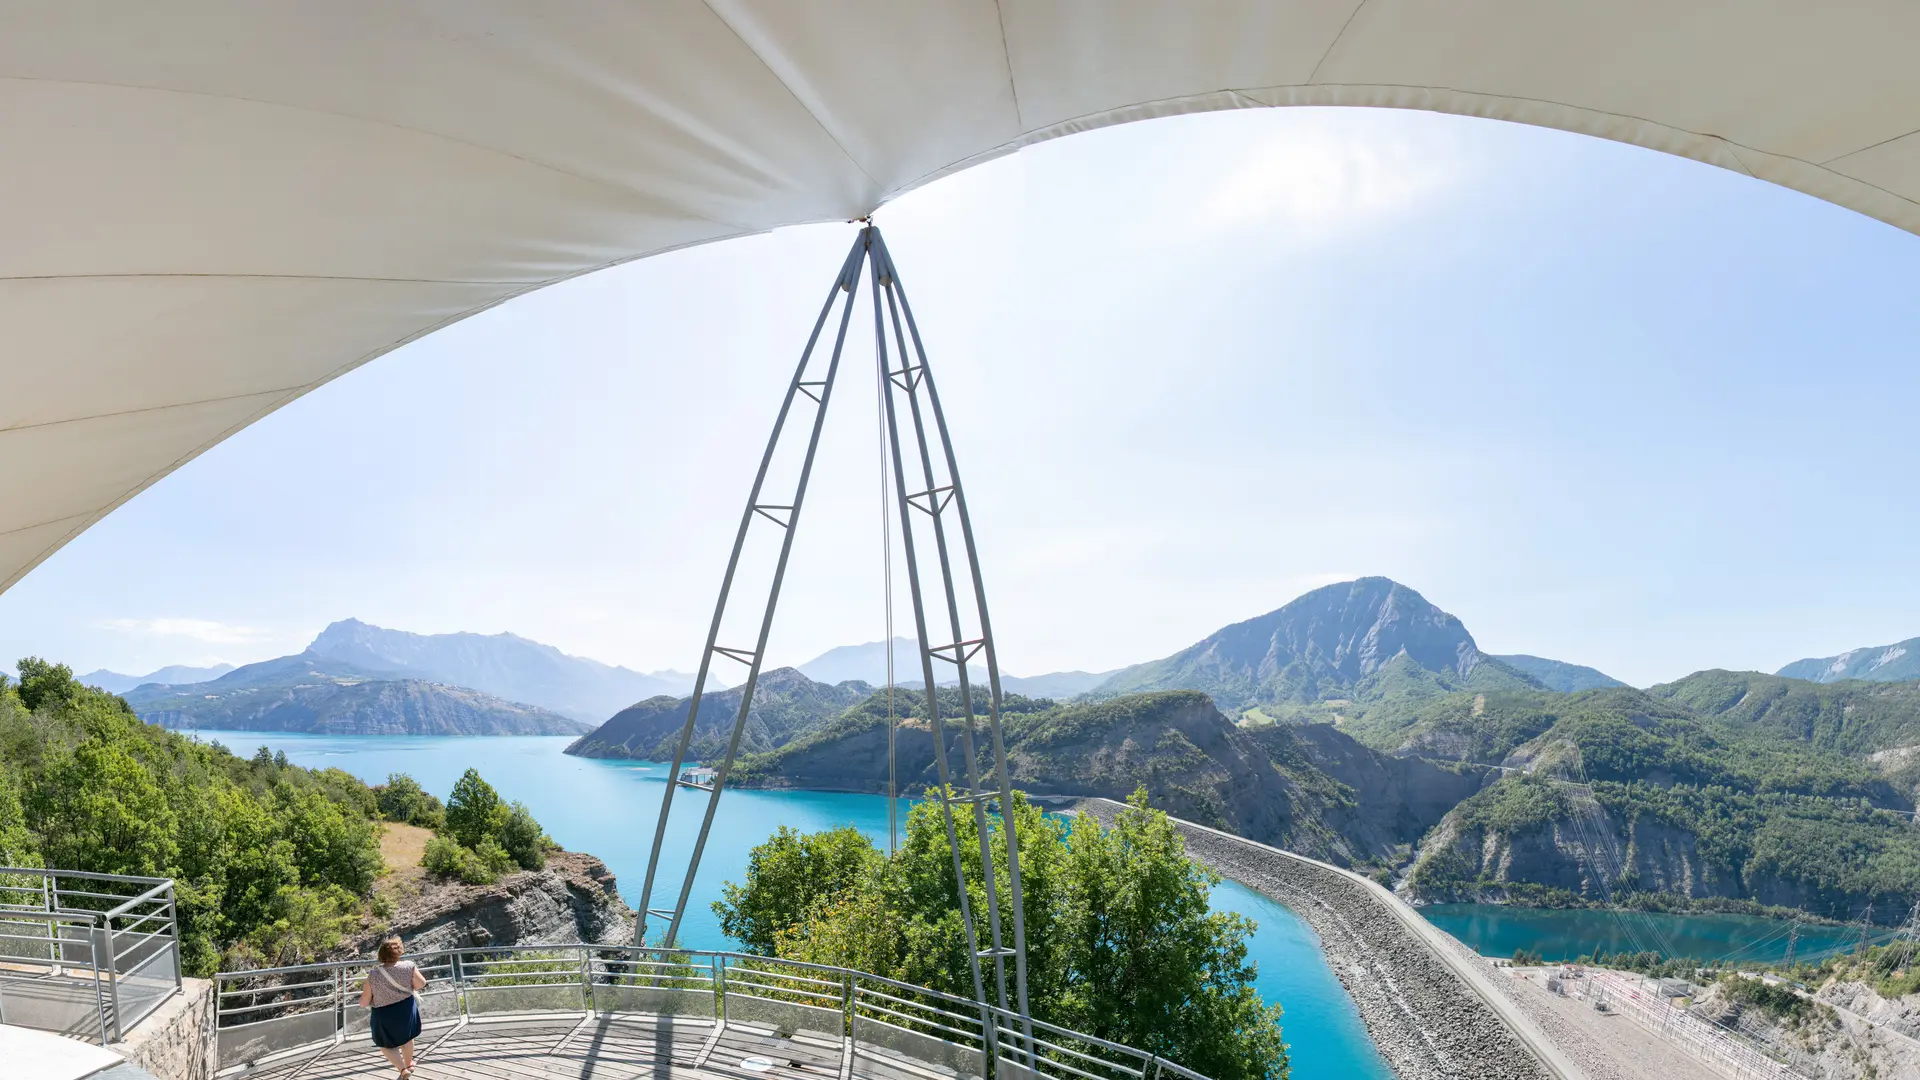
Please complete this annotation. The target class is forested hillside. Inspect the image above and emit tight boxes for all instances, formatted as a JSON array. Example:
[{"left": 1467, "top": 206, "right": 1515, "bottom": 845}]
[
  {"left": 1654, "top": 669, "right": 1920, "bottom": 758},
  {"left": 729, "top": 688, "right": 1478, "bottom": 867},
  {"left": 1, "top": 657, "right": 561, "bottom": 974},
  {"left": 1358, "top": 686, "right": 1920, "bottom": 920},
  {"left": 2, "top": 659, "right": 387, "bottom": 974}
]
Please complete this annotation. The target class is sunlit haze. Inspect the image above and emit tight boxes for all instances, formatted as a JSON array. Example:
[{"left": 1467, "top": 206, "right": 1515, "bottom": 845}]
[{"left": 6, "top": 107, "right": 1919, "bottom": 688}]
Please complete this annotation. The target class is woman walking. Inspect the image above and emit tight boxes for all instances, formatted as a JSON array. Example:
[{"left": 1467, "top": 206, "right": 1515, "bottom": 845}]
[{"left": 360, "top": 935, "right": 426, "bottom": 1077}]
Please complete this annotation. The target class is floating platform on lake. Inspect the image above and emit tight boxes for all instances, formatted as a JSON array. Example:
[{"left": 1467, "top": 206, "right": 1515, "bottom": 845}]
[{"left": 675, "top": 767, "right": 717, "bottom": 792}]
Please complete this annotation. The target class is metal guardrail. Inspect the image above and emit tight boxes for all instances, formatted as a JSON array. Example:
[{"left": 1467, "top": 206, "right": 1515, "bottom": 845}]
[
  {"left": 215, "top": 945, "right": 1213, "bottom": 1080},
  {"left": 0, "top": 866, "right": 183, "bottom": 1043}
]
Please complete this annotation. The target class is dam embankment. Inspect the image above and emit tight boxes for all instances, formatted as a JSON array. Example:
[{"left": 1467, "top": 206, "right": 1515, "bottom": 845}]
[{"left": 1073, "top": 797, "right": 1583, "bottom": 1080}]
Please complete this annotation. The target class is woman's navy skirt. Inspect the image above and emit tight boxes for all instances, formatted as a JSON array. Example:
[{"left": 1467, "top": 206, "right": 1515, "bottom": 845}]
[{"left": 369, "top": 996, "right": 421, "bottom": 1048}]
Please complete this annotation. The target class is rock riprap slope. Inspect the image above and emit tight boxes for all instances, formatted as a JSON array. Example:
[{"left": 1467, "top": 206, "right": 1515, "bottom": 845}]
[{"left": 1075, "top": 798, "right": 1564, "bottom": 1080}]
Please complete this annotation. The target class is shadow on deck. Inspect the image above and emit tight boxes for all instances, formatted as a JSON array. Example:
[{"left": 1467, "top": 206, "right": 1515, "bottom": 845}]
[{"left": 242, "top": 1013, "right": 955, "bottom": 1080}]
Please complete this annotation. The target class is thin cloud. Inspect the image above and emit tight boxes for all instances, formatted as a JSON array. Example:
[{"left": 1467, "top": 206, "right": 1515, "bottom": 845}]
[
  {"left": 1196, "top": 127, "right": 1459, "bottom": 236},
  {"left": 99, "top": 617, "right": 273, "bottom": 645}
]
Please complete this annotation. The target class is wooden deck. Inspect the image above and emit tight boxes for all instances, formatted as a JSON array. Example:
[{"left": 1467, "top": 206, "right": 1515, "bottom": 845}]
[{"left": 234, "top": 1013, "right": 960, "bottom": 1080}]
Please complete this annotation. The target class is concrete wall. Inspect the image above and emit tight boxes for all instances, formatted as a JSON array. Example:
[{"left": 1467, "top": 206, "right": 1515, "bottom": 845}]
[{"left": 113, "top": 977, "right": 214, "bottom": 1080}]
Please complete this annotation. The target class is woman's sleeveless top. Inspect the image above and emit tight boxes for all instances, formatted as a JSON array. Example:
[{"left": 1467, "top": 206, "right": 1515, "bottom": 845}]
[{"left": 367, "top": 960, "right": 417, "bottom": 1008}]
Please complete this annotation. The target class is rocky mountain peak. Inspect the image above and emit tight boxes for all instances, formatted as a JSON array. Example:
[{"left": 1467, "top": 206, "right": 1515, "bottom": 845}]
[
  {"left": 1262, "top": 577, "right": 1485, "bottom": 683},
  {"left": 1093, "top": 577, "right": 1496, "bottom": 711}
]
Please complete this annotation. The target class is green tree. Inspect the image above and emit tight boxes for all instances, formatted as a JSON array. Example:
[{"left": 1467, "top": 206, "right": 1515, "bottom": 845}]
[
  {"left": 0, "top": 768, "right": 40, "bottom": 867},
  {"left": 278, "top": 784, "right": 381, "bottom": 893},
  {"left": 375, "top": 772, "right": 444, "bottom": 828},
  {"left": 716, "top": 788, "right": 1287, "bottom": 1080},
  {"left": 15, "top": 657, "right": 81, "bottom": 714},
  {"left": 30, "top": 739, "right": 178, "bottom": 876},
  {"left": 445, "top": 768, "right": 507, "bottom": 849},
  {"left": 715, "top": 824, "right": 882, "bottom": 952}
]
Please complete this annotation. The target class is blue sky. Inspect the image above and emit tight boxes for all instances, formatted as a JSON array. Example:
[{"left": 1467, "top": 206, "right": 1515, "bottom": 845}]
[{"left": 4, "top": 106, "right": 1918, "bottom": 689}]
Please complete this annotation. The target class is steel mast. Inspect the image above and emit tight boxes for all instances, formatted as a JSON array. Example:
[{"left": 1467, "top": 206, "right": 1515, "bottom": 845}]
[{"left": 632, "top": 226, "right": 1034, "bottom": 1043}]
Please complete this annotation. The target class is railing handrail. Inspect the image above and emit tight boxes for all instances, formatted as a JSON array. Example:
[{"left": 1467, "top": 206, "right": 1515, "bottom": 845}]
[
  {"left": 105, "top": 880, "right": 175, "bottom": 919},
  {"left": 213, "top": 942, "right": 1214, "bottom": 1080},
  {"left": 0, "top": 866, "right": 175, "bottom": 888},
  {"left": 0, "top": 908, "right": 102, "bottom": 925}
]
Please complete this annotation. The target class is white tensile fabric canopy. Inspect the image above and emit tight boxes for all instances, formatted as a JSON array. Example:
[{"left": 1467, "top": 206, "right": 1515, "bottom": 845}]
[{"left": 6, "top": 2, "right": 1919, "bottom": 595}]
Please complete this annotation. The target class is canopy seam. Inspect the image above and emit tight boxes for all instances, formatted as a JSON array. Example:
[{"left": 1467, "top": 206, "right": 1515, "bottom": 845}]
[{"left": 696, "top": 0, "right": 883, "bottom": 190}]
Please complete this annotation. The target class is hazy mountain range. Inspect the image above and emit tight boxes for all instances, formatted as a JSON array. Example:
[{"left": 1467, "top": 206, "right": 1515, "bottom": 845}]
[
  {"left": 306, "top": 619, "right": 699, "bottom": 722},
  {"left": 82, "top": 663, "right": 235, "bottom": 694},
  {"left": 796, "top": 637, "right": 1120, "bottom": 700},
  {"left": 125, "top": 652, "right": 591, "bottom": 736}
]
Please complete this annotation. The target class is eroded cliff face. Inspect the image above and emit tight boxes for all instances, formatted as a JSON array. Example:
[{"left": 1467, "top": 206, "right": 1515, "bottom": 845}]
[
  {"left": 1689, "top": 978, "right": 1920, "bottom": 1080},
  {"left": 1401, "top": 793, "right": 1804, "bottom": 904},
  {"left": 1268, "top": 722, "right": 1488, "bottom": 857},
  {"left": 335, "top": 851, "right": 633, "bottom": 958}
]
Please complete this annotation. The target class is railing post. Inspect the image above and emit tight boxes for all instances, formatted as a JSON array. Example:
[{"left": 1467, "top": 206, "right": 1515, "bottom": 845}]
[
  {"left": 844, "top": 970, "right": 856, "bottom": 1049},
  {"left": 579, "top": 944, "right": 592, "bottom": 1016},
  {"left": 452, "top": 952, "right": 466, "bottom": 1019},
  {"left": 335, "top": 969, "right": 346, "bottom": 1045},
  {"left": 44, "top": 872, "right": 60, "bottom": 975},
  {"left": 167, "top": 884, "right": 182, "bottom": 989},
  {"left": 101, "top": 910, "right": 122, "bottom": 1037},
  {"left": 715, "top": 955, "right": 726, "bottom": 1022},
  {"left": 88, "top": 920, "right": 111, "bottom": 1046}
]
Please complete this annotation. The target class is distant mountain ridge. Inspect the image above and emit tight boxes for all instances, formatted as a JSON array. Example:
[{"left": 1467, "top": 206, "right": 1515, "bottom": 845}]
[
  {"left": 1778, "top": 636, "right": 1920, "bottom": 685},
  {"left": 307, "top": 618, "right": 697, "bottom": 722},
  {"left": 565, "top": 667, "right": 871, "bottom": 761},
  {"left": 81, "top": 663, "right": 235, "bottom": 694},
  {"left": 1489, "top": 654, "right": 1626, "bottom": 692},
  {"left": 797, "top": 636, "right": 1118, "bottom": 700},
  {"left": 123, "top": 652, "right": 590, "bottom": 736}
]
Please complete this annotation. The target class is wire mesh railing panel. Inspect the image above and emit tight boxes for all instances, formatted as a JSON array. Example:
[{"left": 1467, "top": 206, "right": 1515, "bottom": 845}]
[
  {"left": 988, "top": 1009, "right": 1153, "bottom": 1080},
  {"left": 0, "top": 867, "right": 182, "bottom": 1043},
  {"left": 850, "top": 973, "right": 989, "bottom": 1079},
  {"left": 215, "top": 962, "right": 353, "bottom": 1071},
  {"left": 114, "top": 943, "right": 180, "bottom": 1033},
  {"left": 460, "top": 949, "right": 590, "bottom": 1016},
  {"left": 592, "top": 949, "right": 717, "bottom": 1018},
  {"left": 0, "top": 911, "right": 111, "bottom": 1043},
  {"left": 721, "top": 954, "right": 846, "bottom": 1036}
]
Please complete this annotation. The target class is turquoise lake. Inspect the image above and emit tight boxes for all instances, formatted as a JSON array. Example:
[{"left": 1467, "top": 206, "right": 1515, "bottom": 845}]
[
  {"left": 194, "top": 732, "right": 1394, "bottom": 1079},
  {"left": 1421, "top": 902, "right": 1893, "bottom": 966}
]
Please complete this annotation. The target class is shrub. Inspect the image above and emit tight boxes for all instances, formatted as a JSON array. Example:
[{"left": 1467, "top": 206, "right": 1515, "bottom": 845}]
[
  {"left": 1718, "top": 974, "right": 1811, "bottom": 1022},
  {"left": 498, "top": 802, "right": 548, "bottom": 871},
  {"left": 473, "top": 836, "right": 516, "bottom": 879},
  {"left": 424, "top": 834, "right": 501, "bottom": 885}
]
